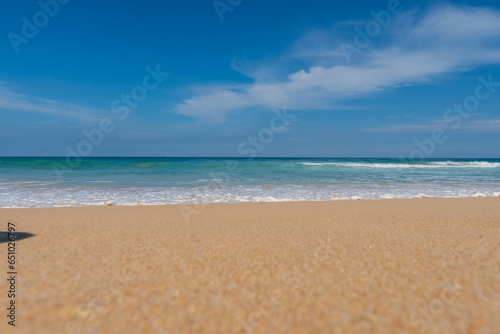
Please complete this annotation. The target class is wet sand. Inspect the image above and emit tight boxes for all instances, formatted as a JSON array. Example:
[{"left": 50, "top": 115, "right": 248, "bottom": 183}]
[{"left": 0, "top": 198, "right": 499, "bottom": 333}]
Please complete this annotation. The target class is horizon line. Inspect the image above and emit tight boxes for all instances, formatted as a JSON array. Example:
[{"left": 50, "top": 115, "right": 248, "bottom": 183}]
[{"left": 1, "top": 156, "right": 499, "bottom": 160}]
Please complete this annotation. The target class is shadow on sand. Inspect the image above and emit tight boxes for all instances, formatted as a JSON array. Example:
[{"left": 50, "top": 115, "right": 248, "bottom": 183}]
[{"left": 0, "top": 232, "right": 35, "bottom": 243}]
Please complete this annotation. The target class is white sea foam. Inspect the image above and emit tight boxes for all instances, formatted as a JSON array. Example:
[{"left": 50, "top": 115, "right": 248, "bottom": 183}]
[
  {"left": 300, "top": 161, "right": 500, "bottom": 168},
  {"left": 2, "top": 183, "right": 499, "bottom": 208}
]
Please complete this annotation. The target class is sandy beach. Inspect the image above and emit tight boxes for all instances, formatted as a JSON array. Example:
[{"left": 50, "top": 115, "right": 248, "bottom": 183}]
[{"left": 0, "top": 198, "right": 499, "bottom": 333}]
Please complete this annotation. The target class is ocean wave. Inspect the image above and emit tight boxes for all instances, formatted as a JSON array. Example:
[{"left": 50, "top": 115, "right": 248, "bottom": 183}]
[{"left": 299, "top": 161, "right": 500, "bottom": 168}]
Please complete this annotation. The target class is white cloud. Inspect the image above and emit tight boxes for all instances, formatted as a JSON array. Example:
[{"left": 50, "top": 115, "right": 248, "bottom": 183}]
[
  {"left": 175, "top": 4, "right": 500, "bottom": 122},
  {"left": 460, "top": 119, "right": 500, "bottom": 132},
  {"left": 176, "top": 89, "right": 254, "bottom": 122},
  {"left": 407, "top": 4, "right": 500, "bottom": 44},
  {"left": 0, "top": 84, "right": 103, "bottom": 123},
  {"left": 471, "top": 119, "right": 500, "bottom": 125},
  {"left": 365, "top": 122, "right": 450, "bottom": 134},
  {"left": 366, "top": 119, "right": 500, "bottom": 134}
]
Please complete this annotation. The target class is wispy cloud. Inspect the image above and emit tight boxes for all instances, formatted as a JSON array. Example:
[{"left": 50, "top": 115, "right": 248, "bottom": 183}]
[
  {"left": 175, "top": 4, "right": 500, "bottom": 122},
  {"left": 366, "top": 119, "right": 500, "bottom": 134},
  {"left": 461, "top": 119, "right": 500, "bottom": 132},
  {"left": 365, "top": 121, "right": 450, "bottom": 134},
  {"left": 0, "top": 83, "right": 103, "bottom": 123}
]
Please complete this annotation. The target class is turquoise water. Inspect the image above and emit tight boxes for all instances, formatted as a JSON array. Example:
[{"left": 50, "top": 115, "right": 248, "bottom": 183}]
[{"left": 1, "top": 157, "right": 500, "bottom": 207}]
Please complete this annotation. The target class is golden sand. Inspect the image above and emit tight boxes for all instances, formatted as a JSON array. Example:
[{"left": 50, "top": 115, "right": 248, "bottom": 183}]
[{"left": 0, "top": 198, "right": 499, "bottom": 333}]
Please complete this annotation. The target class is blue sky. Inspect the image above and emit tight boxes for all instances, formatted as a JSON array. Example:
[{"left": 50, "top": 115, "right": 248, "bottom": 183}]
[{"left": 1, "top": 0, "right": 500, "bottom": 157}]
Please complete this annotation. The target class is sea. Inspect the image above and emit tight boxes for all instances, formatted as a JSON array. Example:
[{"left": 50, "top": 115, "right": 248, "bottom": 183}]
[{"left": 1, "top": 157, "right": 499, "bottom": 208}]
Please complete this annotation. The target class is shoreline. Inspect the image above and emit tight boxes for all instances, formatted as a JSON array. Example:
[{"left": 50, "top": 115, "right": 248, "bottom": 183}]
[
  {"left": 1, "top": 197, "right": 499, "bottom": 333},
  {"left": 1, "top": 193, "right": 500, "bottom": 210}
]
